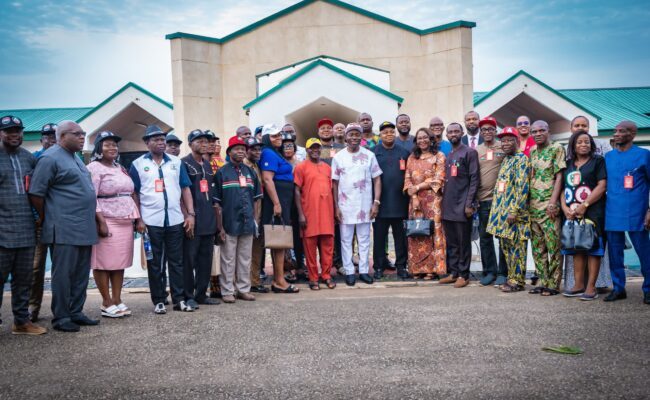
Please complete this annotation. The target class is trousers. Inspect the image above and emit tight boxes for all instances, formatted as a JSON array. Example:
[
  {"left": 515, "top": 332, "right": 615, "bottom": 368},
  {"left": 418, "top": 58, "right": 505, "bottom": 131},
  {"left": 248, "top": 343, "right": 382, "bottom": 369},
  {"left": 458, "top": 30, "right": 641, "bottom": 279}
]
[
  {"left": 501, "top": 238, "right": 527, "bottom": 286},
  {"left": 531, "top": 216, "right": 562, "bottom": 289},
  {"left": 340, "top": 223, "right": 370, "bottom": 275},
  {"left": 303, "top": 235, "right": 334, "bottom": 282},
  {"left": 0, "top": 246, "right": 34, "bottom": 325},
  {"left": 50, "top": 244, "right": 92, "bottom": 327},
  {"left": 607, "top": 230, "right": 650, "bottom": 294},
  {"left": 183, "top": 234, "right": 214, "bottom": 302},
  {"left": 147, "top": 224, "right": 184, "bottom": 305},
  {"left": 29, "top": 226, "right": 50, "bottom": 316},
  {"left": 219, "top": 234, "right": 253, "bottom": 296},
  {"left": 478, "top": 200, "right": 507, "bottom": 277},
  {"left": 372, "top": 218, "right": 407, "bottom": 272},
  {"left": 443, "top": 219, "right": 472, "bottom": 280},
  {"left": 250, "top": 235, "right": 265, "bottom": 287}
]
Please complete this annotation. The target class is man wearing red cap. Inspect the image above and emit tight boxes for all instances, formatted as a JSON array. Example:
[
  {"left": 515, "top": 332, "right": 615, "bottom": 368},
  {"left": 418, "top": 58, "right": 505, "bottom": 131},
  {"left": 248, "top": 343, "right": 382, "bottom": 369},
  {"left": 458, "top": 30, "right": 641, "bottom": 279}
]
[
  {"left": 294, "top": 138, "right": 336, "bottom": 290},
  {"left": 476, "top": 117, "right": 507, "bottom": 287},
  {"left": 529, "top": 120, "right": 566, "bottom": 296},
  {"left": 604, "top": 121, "right": 650, "bottom": 304},
  {"left": 487, "top": 127, "right": 531, "bottom": 292},
  {"left": 317, "top": 117, "right": 345, "bottom": 166},
  {"left": 214, "top": 136, "right": 262, "bottom": 303}
]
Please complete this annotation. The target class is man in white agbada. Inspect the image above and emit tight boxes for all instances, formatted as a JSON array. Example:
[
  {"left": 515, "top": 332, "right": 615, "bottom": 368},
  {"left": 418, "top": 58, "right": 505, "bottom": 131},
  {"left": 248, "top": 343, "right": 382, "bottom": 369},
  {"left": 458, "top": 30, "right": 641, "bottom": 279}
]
[{"left": 332, "top": 123, "right": 382, "bottom": 287}]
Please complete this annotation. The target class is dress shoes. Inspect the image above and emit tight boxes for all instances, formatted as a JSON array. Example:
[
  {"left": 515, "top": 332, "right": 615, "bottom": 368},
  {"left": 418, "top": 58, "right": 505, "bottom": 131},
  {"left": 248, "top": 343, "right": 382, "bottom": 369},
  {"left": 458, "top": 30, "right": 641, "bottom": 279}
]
[
  {"left": 251, "top": 285, "right": 270, "bottom": 293},
  {"left": 373, "top": 269, "right": 383, "bottom": 280},
  {"left": 199, "top": 298, "right": 220, "bottom": 305},
  {"left": 644, "top": 292, "right": 650, "bottom": 305},
  {"left": 345, "top": 275, "right": 356, "bottom": 286},
  {"left": 12, "top": 322, "right": 48, "bottom": 335},
  {"left": 479, "top": 273, "right": 495, "bottom": 286},
  {"left": 72, "top": 315, "right": 100, "bottom": 326},
  {"left": 603, "top": 290, "right": 627, "bottom": 302},
  {"left": 236, "top": 292, "right": 256, "bottom": 301},
  {"left": 222, "top": 295, "right": 236, "bottom": 303},
  {"left": 454, "top": 277, "right": 469, "bottom": 288},
  {"left": 359, "top": 273, "right": 374, "bottom": 284},
  {"left": 439, "top": 275, "right": 457, "bottom": 284},
  {"left": 53, "top": 321, "right": 80, "bottom": 333},
  {"left": 397, "top": 269, "right": 411, "bottom": 280}
]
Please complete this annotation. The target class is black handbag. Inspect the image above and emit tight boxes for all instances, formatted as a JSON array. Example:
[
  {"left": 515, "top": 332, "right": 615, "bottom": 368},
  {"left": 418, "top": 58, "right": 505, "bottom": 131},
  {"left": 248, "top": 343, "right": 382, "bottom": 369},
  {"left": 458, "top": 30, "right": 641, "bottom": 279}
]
[
  {"left": 560, "top": 220, "right": 575, "bottom": 250},
  {"left": 574, "top": 219, "right": 598, "bottom": 251},
  {"left": 404, "top": 213, "right": 432, "bottom": 237}
]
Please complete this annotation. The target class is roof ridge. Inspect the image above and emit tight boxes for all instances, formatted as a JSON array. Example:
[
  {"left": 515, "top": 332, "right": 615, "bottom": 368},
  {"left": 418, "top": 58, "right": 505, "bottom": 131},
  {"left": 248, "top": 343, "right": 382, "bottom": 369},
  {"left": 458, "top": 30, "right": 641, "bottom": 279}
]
[
  {"left": 166, "top": 0, "right": 475, "bottom": 44},
  {"left": 0, "top": 106, "right": 93, "bottom": 112},
  {"left": 560, "top": 86, "right": 650, "bottom": 92}
]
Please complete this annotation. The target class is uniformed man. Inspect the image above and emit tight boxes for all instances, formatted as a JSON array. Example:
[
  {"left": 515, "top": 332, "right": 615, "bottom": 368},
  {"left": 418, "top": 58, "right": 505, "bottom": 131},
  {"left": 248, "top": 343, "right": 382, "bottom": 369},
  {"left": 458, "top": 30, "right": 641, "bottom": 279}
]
[{"left": 29, "top": 120, "right": 99, "bottom": 332}]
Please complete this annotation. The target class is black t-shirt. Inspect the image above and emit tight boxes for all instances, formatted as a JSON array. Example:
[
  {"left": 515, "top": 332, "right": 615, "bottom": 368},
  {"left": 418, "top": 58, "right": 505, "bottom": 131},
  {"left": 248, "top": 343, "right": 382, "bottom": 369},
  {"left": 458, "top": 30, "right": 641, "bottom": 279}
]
[
  {"left": 181, "top": 155, "right": 218, "bottom": 236},
  {"left": 374, "top": 144, "right": 410, "bottom": 218},
  {"left": 319, "top": 142, "right": 346, "bottom": 166},
  {"left": 563, "top": 155, "right": 607, "bottom": 235}
]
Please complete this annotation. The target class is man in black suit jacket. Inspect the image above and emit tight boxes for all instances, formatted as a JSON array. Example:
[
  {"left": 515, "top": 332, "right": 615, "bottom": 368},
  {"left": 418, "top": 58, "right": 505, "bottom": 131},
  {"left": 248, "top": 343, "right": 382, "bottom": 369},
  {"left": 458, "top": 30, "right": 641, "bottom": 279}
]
[{"left": 461, "top": 111, "right": 483, "bottom": 149}]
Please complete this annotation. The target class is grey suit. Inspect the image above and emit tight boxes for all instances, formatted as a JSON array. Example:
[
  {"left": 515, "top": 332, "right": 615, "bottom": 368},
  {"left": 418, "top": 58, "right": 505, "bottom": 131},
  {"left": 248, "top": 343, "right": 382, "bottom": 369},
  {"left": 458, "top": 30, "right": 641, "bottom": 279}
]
[{"left": 29, "top": 145, "right": 98, "bottom": 327}]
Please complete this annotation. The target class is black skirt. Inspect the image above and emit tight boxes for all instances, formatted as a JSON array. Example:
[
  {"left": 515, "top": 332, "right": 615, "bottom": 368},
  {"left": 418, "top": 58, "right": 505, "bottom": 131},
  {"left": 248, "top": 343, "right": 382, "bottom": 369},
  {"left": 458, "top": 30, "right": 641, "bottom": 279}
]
[{"left": 262, "top": 179, "right": 294, "bottom": 226}]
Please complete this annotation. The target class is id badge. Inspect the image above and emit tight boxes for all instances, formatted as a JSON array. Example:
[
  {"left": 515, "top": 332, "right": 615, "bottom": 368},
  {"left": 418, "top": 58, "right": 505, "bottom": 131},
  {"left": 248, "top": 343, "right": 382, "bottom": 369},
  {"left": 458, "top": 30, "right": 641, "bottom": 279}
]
[
  {"left": 239, "top": 175, "right": 247, "bottom": 187},
  {"left": 200, "top": 179, "right": 209, "bottom": 193},
  {"left": 572, "top": 173, "right": 581, "bottom": 186},
  {"left": 497, "top": 180, "right": 506, "bottom": 193},
  {"left": 624, "top": 174, "right": 634, "bottom": 189},
  {"left": 154, "top": 179, "right": 165, "bottom": 192},
  {"left": 400, "top": 159, "right": 406, "bottom": 171},
  {"left": 24, "top": 175, "right": 30, "bottom": 191},
  {"left": 451, "top": 165, "right": 458, "bottom": 177},
  {"left": 486, "top": 150, "right": 494, "bottom": 161}
]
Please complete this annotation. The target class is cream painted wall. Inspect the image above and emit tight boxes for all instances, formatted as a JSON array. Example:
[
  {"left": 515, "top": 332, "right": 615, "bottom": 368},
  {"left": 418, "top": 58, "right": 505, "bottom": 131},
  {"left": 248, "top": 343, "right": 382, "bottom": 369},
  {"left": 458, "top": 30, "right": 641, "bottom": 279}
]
[{"left": 169, "top": 0, "right": 473, "bottom": 152}]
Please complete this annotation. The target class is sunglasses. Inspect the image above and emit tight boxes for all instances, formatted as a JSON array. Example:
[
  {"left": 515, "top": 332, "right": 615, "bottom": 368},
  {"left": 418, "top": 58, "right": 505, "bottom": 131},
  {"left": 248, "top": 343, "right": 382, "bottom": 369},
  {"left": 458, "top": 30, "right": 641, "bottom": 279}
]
[{"left": 516, "top": 121, "right": 530, "bottom": 126}]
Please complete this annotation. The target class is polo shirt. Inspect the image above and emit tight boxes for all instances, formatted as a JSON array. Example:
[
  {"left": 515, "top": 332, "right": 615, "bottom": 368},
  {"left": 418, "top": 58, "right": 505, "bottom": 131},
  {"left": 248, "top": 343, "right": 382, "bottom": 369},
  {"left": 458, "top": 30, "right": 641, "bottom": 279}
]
[
  {"left": 374, "top": 144, "right": 410, "bottom": 219},
  {"left": 476, "top": 141, "right": 505, "bottom": 202},
  {"left": 181, "top": 155, "right": 218, "bottom": 236},
  {"left": 0, "top": 146, "right": 36, "bottom": 248},
  {"left": 214, "top": 162, "right": 262, "bottom": 236},
  {"left": 129, "top": 152, "right": 191, "bottom": 228},
  {"left": 319, "top": 142, "right": 346, "bottom": 166},
  {"left": 29, "top": 145, "right": 98, "bottom": 246},
  {"left": 605, "top": 145, "right": 650, "bottom": 232},
  {"left": 259, "top": 148, "right": 293, "bottom": 181}
]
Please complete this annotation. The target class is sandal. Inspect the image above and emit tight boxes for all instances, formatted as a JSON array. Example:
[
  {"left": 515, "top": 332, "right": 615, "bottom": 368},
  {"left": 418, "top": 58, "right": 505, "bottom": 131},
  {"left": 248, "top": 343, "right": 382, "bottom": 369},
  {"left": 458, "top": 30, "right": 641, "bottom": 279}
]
[
  {"left": 116, "top": 303, "right": 132, "bottom": 316},
  {"left": 101, "top": 305, "right": 125, "bottom": 318},
  {"left": 500, "top": 283, "right": 524, "bottom": 293},
  {"left": 323, "top": 279, "right": 337, "bottom": 289},
  {"left": 423, "top": 274, "right": 434, "bottom": 281},
  {"left": 541, "top": 288, "right": 560, "bottom": 296},
  {"left": 271, "top": 284, "right": 300, "bottom": 294},
  {"left": 284, "top": 272, "right": 297, "bottom": 284},
  {"left": 528, "top": 286, "right": 545, "bottom": 294},
  {"left": 309, "top": 281, "right": 320, "bottom": 291}
]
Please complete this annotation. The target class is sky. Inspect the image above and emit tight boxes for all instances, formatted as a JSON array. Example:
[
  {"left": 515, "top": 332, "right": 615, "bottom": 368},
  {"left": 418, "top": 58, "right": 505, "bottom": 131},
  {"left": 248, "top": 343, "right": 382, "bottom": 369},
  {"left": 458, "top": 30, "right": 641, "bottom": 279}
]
[{"left": 1, "top": 0, "right": 649, "bottom": 109}]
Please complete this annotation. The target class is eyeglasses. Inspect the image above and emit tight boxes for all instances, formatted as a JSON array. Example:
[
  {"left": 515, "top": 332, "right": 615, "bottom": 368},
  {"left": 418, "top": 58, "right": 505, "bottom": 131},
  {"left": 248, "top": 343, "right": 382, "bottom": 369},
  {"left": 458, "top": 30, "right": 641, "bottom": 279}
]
[
  {"left": 516, "top": 121, "right": 530, "bottom": 126},
  {"left": 65, "top": 131, "right": 86, "bottom": 137},
  {"left": 530, "top": 129, "right": 547, "bottom": 134},
  {"left": 480, "top": 127, "right": 496, "bottom": 132}
]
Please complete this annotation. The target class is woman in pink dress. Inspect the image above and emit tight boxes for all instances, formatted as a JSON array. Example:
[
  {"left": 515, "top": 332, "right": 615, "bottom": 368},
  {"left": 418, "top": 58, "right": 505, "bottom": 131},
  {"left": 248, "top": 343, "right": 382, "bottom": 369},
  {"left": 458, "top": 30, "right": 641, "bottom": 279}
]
[{"left": 86, "top": 131, "right": 141, "bottom": 318}]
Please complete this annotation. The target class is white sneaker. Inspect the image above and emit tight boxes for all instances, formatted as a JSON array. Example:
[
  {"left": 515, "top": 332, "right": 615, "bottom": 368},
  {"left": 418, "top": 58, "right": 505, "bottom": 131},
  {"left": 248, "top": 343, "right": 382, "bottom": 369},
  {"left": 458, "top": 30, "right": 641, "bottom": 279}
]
[
  {"left": 173, "top": 300, "right": 195, "bottom": 312},
  {"left": 154, "top": 303, "right": 167, "bottom": 315}
]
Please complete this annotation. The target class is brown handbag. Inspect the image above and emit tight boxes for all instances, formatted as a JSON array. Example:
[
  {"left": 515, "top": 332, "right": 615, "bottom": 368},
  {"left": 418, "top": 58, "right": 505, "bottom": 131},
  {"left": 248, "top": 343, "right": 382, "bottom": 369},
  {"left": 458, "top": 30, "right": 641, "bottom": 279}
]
[{"left": 263, "top": 217, "right": 294, "bottom": 249}]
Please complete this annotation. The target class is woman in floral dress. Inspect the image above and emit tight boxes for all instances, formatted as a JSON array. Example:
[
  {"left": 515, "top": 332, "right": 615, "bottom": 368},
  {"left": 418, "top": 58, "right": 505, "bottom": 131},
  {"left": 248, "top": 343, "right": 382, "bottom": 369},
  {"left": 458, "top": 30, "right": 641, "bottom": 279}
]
[{"left": 403, "top": 128, "right": 447, "bottom": 279}]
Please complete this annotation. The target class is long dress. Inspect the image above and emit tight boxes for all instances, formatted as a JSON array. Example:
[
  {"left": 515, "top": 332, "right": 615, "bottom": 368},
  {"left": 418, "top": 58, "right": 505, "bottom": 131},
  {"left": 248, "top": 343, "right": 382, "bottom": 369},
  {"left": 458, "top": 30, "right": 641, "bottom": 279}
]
[{"left": 403, "top": 151, "right": 446, "bottom": 275}]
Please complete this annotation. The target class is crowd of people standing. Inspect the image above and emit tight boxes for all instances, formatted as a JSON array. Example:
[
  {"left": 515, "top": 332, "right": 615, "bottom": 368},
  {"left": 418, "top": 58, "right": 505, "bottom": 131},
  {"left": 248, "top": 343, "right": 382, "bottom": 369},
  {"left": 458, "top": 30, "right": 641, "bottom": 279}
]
[{"left": 0, "top": 108, "right": 648, "bottom": 335}]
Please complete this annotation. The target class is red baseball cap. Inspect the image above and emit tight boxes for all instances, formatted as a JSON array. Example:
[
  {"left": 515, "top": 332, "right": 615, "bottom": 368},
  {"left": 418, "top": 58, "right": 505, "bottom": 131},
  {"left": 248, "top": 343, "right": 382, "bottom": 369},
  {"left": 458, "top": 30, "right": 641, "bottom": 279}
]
[
  {"left": 479, "top": 116, "right": 497, "bottom": 128},
  {"left": 317, "top": 118, "right": 333, "bottom": 128},
  {"left": 497, "top": 126, "right": 519, "bottom": 139},
  {"left": 226, "top": 135, "right": 248, "bottom": 152}
]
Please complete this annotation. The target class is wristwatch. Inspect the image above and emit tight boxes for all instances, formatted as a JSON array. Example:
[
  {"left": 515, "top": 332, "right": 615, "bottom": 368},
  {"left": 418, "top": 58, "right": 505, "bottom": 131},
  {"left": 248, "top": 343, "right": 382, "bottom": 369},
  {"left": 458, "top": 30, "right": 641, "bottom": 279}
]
[{"left": 582, "top": 201, "right": 590, "bottom": 208}]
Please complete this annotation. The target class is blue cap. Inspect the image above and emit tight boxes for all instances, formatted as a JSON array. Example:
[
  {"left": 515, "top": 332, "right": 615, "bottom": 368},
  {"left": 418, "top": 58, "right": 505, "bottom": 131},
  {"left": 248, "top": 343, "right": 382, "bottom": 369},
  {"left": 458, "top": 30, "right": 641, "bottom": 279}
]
[{"left": 165, "top": 133, "right": 182, "bottom": 144}]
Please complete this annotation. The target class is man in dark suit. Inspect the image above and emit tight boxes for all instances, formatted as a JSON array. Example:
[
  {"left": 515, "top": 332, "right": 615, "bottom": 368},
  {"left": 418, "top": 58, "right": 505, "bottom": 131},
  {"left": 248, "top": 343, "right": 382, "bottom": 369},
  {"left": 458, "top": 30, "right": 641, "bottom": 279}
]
[{"left": 461, "top": 111, "right": 483, "bottom": 149}]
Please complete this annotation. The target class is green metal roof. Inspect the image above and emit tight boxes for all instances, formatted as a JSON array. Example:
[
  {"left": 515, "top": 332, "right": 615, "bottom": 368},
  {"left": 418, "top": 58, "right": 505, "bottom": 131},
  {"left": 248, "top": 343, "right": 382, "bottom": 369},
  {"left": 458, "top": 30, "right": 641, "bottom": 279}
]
[
  {"left": 0, "top": 107, "right": 92, "bottom": 139},
  {"left": 166, "top": 0, "right": 475, "bottom": 44},
  {"left": 473, "top": 72, "right": 650, "bottom": 132},
  {"left": 243, "top": 59, "right": 403, "bottom": 110}
]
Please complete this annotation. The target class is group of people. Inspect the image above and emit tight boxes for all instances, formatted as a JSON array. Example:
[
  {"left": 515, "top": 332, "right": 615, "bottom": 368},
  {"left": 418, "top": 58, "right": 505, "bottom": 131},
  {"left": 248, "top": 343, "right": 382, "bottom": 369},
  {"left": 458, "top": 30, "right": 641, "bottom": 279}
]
[{"left": 1, "top": 108, "right": 649, "bottom": 335}]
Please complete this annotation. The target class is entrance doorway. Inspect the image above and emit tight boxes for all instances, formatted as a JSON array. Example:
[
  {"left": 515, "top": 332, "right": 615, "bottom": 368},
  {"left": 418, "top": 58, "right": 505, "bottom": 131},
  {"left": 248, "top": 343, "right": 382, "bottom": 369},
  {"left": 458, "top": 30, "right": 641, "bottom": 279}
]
[{"left": 284, "top": 96, "right": 359, "bottom": 145}]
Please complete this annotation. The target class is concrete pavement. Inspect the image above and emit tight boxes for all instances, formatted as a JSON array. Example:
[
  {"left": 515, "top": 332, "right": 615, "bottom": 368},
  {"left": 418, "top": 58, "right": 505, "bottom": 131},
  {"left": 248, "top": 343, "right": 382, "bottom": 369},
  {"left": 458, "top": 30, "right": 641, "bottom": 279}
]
[{"left": 1, "top": 280, "right": 648, "bottom": 399}]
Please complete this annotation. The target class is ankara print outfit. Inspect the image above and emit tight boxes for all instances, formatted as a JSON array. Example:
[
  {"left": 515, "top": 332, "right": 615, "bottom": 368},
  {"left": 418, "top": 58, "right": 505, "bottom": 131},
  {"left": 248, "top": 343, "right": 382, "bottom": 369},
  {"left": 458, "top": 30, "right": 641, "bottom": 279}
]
[
  {"left": 487, "top": 152, "right": 531, "bottom": 287},
  {"left": 529, "top": 143, "right": 566, "bottom": 290}
]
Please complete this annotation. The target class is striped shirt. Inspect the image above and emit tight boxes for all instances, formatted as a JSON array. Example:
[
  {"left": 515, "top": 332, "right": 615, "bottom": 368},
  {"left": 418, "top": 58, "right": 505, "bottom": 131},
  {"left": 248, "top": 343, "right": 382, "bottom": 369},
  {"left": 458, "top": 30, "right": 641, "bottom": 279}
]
[
  {"left": 214, "top": 162, "right": 262, "bottom": 236},
  {"left": 0, "top": 146, "right": 36, "bottom": 247}
]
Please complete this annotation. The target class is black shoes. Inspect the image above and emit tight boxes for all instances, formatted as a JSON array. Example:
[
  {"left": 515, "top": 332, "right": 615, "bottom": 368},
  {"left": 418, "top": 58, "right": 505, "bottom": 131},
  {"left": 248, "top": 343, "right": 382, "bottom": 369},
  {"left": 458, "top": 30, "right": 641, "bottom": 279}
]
[
  {"left": 199, "top": 298, "right": 221, "bottom": 305},
  {"left": 359, "top": 274, "right": 374, "bottom": 285},
  {"left": 373, "top": 269, "right": 383, "bottom": 280},
  {"left": 72, "top": 315, "right": 100, "bottom": 326},
  {"left": 54, "top": 321, "right": 81, "bottom": 332},
  {"left": 251, "top": 285, "right": 270, "bottom": 293},
  {"left": 397, "top": 269, "right": 411, "bottom": 280},
  {"left": 644, "top": 292, "right": 650, "bottom": 305},
  {"left": 603, "top": 290, "right": 627, "bottom": 302},
  {"left": 345, "top": 275, "right": 356, "bottom": 286}
]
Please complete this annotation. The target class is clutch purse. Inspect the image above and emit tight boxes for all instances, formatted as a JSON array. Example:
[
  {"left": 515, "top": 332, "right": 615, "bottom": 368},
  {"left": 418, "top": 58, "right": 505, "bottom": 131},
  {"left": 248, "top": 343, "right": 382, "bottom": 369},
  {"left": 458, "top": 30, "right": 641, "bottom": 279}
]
[{"left": 404, "top": 217, "right": 432, "bottom": 237}]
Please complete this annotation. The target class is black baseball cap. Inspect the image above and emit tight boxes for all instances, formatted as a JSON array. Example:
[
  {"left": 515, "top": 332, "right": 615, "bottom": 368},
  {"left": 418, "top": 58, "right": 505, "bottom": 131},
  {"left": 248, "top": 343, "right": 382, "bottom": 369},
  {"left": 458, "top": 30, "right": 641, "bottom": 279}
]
[
  {"left": 41, "top": 123, "right": 57, "bottom": 135},
  {"left": 0, "top": 115, "right": 24, "bottom": 130}
]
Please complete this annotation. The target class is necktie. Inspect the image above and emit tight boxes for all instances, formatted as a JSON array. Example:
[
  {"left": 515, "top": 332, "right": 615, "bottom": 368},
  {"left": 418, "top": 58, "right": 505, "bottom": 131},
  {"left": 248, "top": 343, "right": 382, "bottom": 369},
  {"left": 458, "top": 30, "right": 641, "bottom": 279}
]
[{"left": 470, "top": 136, "right": 476, "bottom": 149}]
